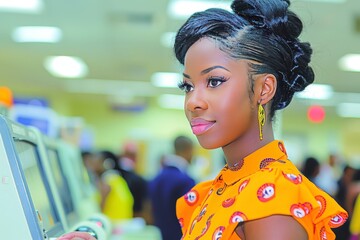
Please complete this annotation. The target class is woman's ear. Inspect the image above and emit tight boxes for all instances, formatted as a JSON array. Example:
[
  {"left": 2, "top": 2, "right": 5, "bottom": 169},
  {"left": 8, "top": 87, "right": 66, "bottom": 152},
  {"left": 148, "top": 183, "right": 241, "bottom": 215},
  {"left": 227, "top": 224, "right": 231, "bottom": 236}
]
[{"left": 258, "top": 74, "right": 277, "bottom": 105}]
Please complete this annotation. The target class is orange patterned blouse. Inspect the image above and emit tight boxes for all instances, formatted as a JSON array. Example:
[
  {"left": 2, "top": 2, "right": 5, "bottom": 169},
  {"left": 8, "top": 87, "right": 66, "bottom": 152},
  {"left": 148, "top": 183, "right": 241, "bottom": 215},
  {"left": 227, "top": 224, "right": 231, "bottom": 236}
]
[{"left": 176, "top": 140, "right": 348, "bottom": 240}]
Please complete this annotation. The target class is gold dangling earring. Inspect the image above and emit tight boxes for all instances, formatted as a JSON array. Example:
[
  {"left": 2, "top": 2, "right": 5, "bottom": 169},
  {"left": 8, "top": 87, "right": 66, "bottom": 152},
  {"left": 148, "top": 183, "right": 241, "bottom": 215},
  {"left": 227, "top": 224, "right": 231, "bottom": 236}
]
[{"left": 258, "top": 101, "right": 266, "bottom": 141}]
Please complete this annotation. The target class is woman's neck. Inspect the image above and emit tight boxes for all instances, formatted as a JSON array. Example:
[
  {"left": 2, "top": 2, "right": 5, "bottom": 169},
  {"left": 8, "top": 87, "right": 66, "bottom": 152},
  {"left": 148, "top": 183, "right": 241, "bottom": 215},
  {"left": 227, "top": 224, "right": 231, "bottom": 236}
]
[{"left": 222, "top": 125, "right": 274, "bottom": 167}]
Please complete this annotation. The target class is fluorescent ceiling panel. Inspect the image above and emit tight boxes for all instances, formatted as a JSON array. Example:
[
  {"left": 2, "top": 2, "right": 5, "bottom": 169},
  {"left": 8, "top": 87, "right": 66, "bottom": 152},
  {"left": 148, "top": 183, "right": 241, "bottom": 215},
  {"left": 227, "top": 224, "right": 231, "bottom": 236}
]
[
  {"left": 338, "top": 54, "right": 360, "bottom": 72},
  {"left": 151, "top": 72, "right": 182, "bottom": 88},
  {"left": 44, "top": 56, "right": 88, "bottom": 78},
  {"left": 0, "top": 0, "right": 43, "bottom": 13},
  {"left": 295, "top": 84, "right": 333, "bottom": 100},
  {"left": 12, "top": 26, "right": 62, "bottom": 43}
]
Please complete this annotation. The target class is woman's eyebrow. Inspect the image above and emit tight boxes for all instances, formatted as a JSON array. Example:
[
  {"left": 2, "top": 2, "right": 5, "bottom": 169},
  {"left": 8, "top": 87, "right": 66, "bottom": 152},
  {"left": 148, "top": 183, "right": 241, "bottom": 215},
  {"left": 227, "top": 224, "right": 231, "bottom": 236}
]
[
  {"left": 183, "top": 73, "right": 191, "bottom": 79},
  {"left": 201, "top": 65, "right": 230, "bottom": 75},
  {"left": 183, "top": 65, "right": 230, "bottom": 79}
]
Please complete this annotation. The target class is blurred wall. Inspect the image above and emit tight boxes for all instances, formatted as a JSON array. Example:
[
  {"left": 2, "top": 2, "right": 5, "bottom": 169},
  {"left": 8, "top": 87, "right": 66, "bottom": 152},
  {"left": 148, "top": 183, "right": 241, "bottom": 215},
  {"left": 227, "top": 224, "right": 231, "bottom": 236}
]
[{"left": 18, "top": 92, "right": 360, "bottom": 173}]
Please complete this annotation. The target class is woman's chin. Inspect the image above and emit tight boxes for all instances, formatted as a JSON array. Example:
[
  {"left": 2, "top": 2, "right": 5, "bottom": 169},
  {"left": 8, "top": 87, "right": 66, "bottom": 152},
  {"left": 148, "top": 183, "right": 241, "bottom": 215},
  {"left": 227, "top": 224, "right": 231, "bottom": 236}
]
[{"left": 197, "top": 137, "right": 220, "bottom": 150}]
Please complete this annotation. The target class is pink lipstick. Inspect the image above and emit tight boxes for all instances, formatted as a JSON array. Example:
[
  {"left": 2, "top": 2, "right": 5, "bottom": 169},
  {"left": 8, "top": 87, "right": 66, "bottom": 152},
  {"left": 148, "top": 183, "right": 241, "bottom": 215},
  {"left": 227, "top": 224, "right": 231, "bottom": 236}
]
[{"left": 190, "top": 118, "right": 215, "bottom": 135}]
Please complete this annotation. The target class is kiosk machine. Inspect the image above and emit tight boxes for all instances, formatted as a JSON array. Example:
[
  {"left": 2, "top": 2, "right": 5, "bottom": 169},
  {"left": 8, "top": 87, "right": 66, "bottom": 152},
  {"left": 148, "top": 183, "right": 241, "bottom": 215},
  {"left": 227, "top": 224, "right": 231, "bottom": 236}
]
[
  {"left": 0, "top": 115, "right": 65, "bottom": 239},
  {"left": 0, "top": 115, "right": 107, "bottom": 239}
]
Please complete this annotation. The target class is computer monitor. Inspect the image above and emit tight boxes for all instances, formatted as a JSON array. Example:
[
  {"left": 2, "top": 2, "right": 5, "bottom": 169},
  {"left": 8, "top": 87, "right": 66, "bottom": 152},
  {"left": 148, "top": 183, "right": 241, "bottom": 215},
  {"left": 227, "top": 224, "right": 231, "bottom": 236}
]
[
  {"left": 45, "top": 140, "right": 78, "bottom": 227},
  {"left": 55, "top": 140, "right": 100, "bottom": 221},
  {"left": 14, "top": 140, "right": 60, "bottom": 231},
  {"left": 0, "top": 115, "right": 65, "bottom": 239}
]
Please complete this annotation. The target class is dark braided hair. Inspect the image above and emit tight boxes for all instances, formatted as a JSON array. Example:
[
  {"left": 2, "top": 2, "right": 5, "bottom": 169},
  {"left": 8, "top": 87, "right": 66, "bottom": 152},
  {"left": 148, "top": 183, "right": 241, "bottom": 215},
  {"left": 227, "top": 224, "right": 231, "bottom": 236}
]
[{"left": 174, "top": 0, "right": 314, "bottom": 119}]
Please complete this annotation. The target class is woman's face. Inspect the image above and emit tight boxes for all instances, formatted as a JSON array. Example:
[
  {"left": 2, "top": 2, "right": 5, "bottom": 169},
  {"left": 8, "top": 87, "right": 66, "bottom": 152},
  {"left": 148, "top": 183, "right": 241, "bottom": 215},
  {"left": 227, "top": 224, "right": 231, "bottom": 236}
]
[{"left": 181, "top": 38, "right": 258, "bottom": 149}]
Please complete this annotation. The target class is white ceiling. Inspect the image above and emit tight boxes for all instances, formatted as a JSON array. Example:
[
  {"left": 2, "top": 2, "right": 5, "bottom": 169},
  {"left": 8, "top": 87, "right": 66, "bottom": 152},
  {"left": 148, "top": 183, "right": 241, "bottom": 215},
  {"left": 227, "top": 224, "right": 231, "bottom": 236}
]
[{"left": 0, "top": 0, "right": 359, "bottom": 112}]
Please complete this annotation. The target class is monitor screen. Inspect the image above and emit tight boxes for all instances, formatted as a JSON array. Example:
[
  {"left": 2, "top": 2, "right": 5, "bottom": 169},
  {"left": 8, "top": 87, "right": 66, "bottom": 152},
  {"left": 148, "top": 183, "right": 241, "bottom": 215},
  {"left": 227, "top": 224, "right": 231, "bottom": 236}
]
[
  {"left": 47, "top": 148, "right": 74, "bottom": 215},
  {"left": 14, "top": 140, "right": 59, "bottom": 230}
]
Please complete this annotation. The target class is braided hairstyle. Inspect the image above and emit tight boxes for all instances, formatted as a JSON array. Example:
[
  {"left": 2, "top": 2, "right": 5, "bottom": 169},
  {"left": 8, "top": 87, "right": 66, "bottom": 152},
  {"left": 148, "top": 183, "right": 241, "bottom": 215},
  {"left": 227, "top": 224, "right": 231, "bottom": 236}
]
[{"left": 174, "top": 0, "right": 314, "bottom": 119}]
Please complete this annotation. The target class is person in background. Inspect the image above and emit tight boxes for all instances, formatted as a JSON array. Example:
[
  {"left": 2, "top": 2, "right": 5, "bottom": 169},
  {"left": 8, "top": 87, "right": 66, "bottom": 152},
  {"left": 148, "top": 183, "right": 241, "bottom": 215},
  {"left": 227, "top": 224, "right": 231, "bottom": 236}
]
[
  {"left": 99, "top": 149, "right": 152, "bottom": 223},
  {"left": 118, "top": 141, "right": 138, "bottom": 171},
  {"left": 81, "top": 151, "right": 98, "bottom": 187},
  {"left": 333, "top": 165, "right": 357, "bottom": 240},
  {"left": 345, "top": 170, "right": 360, "bottom": 217},
  {"left": 342, "top": 169, "right": 360, "bottom": 240},
  {"left": 173, "top": 0, "right": 347, "bottom": 239},
  {"left": 301, "top": 156, "right": 320, "bottom": 184},
  {"left": 316, "top": 154, "right": 340, "bottom": 196},
  {"left": 87, "top": 150, "right": 134, "bottom": 221},
  {"left": 350, "top": 193, "right": 360, "bottom": 240},
  {"left": 335, "top": 165, "right": 356, "bottom": 209},
  {"left": 115, "top": 141, "right": 152, "bottom": 223},
  {"left": 149, "top": 135, "right": 196, "bottom": 240}
]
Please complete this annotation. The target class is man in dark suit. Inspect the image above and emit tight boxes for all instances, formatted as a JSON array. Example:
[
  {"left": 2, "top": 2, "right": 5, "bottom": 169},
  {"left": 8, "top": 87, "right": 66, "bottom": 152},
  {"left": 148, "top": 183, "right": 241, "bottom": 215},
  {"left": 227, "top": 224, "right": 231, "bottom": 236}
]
[{"left": 149, "top": 136, "right": 196, "bottom": 240}]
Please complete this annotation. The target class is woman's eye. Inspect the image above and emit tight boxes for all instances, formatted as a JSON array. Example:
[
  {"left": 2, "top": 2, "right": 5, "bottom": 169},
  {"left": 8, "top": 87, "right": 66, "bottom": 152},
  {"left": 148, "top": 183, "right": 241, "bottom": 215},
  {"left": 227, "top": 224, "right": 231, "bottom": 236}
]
[
  {"left": 207, "top": 77, "right": 227, "bottom": 88},
  {"left": 178, "top": 81, "right": 194, "bottom": 93}
]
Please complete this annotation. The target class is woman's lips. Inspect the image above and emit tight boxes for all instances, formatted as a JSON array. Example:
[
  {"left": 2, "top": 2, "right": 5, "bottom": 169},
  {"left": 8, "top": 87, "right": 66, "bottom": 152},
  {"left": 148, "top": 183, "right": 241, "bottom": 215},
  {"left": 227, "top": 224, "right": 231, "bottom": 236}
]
[{"left": 190, "top": 118, "right": 215, "bottom": 135}]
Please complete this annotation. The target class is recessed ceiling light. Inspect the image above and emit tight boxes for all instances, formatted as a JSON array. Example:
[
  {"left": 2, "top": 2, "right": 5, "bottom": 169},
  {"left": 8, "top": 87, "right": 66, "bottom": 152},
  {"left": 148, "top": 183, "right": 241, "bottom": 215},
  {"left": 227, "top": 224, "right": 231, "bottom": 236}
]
[
  {"left": 44, "top": 56, "right": 88, "bottom": 78},
  {"left": 168, "top": 0, "right": 231, "bottom": 19},
  {"left": 338, "top": 54, "right": 360, "bottom": 72},
  {"left": 151, "top": 72, "right": 182, "bottom": 88},
  {"left": 295, "top": 84, "right": 333, "bottom": 100},
  {"left": 12, "top": 26, "right": 62, "bottom": 43},
  {"left": 0, "top": 0, "right": 43, "bottom": 13}
]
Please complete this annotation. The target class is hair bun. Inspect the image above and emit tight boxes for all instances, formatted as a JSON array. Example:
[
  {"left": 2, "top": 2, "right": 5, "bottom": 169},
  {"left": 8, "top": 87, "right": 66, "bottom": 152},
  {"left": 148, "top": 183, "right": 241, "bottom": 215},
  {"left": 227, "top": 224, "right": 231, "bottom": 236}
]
[
  {"left": 287, "top": 41, "right": 314, "bottom": 91},
  {"left": 231, "top": 0, "right": 314, "bottom": 111},
  {"left": 275, "top": 41, "right": 314, "bottom": 110},
  {"left": 231, "top": 0, "right": 302, "bottom": 40}
]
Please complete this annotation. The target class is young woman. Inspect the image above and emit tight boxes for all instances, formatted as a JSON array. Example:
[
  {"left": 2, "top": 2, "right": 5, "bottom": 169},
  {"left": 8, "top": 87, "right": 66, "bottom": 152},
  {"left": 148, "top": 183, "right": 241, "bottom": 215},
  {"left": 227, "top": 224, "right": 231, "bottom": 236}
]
[{"left": 174, "top": 0, "right": 347, "bottom": 239}]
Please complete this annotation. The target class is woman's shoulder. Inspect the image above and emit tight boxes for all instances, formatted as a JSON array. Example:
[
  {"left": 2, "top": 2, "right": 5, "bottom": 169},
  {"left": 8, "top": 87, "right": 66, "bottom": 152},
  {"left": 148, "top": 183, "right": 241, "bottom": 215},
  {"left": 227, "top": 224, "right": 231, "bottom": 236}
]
[
  {"left": 176, "top": 179, "right": 214, "bottom": 232},
  {"left": 177, "top": 179, "right": 213, "bottom": 209},
  {"left": 236, "top": 159, "right": 348, "bottom": 239}
]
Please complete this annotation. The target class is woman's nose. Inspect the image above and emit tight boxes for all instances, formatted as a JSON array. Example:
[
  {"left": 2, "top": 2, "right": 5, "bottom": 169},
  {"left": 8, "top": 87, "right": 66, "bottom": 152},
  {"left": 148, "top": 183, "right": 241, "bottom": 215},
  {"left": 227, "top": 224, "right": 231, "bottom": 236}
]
[{"left": 185, "top": 89, "right": 208, "bottom": 112}]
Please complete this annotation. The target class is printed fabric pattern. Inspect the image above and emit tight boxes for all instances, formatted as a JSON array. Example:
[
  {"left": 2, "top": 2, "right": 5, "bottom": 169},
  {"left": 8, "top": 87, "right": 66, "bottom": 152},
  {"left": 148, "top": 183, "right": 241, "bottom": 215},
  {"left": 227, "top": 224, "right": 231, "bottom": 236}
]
[{"left": 176, "top": 140, "right": 348, "bottom": 240}]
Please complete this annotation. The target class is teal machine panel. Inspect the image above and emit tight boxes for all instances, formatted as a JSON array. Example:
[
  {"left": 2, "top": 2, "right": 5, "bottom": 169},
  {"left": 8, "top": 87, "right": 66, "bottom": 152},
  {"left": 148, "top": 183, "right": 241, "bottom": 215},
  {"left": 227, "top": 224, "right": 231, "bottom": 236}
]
[{"left": 0, "top": 115, "right": 65, "bottom": 239}]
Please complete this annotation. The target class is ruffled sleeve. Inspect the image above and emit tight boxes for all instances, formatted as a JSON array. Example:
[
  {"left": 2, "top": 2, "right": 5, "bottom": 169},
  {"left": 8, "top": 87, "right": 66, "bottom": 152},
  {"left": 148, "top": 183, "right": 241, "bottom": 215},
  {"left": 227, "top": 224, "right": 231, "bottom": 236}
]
[
  {"left": 176, "top": 180, "right": 213, "bottom": 235},
  {"left": 234, "top": 161, "right": 348, "bottom": 240}
]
